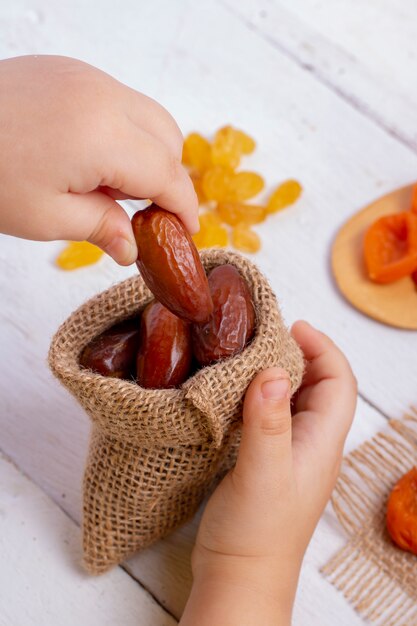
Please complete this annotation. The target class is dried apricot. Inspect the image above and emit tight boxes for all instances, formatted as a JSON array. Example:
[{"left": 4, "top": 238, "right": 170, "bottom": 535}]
[
  {"left": 132, "top": 205, "right": 213, "bottom": 323},
  {"left": 267, "top": 180, "right": 302, "bottom": 214},
  {"left": 80, "top": 318, "right": 140, "bottom": 379},
  {"left": 193, "top": 212, "right": 228, "bottom": 249},
  {"left": 136, "top": 300, "right": 192, "bottom": 389},
  {"left": 412, "top": 184, "right": 417, "bottom": 214},
  {"left": 386, "top": 467, "right": 417, "bottom": 555},
  {"left": 364, "top": 211, "right": 417, "bottom": 283},
  {"left": 182, "top": 133, "right": 211, "bottom": 172},
  {"left": 56, "top": 241, "right": 104, "bottom": 270},
  {"left": 216, "top": 202, "right": 266, "bottom": 226},
  {"left": 192, "top": 264, "right": 255, "bottom": 366},
  {"left": 232, "top": 225, "right": 261, "bottom": 253}
]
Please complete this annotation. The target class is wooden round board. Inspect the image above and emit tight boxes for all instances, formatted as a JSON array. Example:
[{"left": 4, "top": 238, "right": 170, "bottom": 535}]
[{"left": 332, "top": 183, "right": 417, "bottom": 330}]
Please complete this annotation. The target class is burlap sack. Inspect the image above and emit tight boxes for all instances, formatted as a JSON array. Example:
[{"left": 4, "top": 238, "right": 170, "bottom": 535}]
[
  {"left": 322, "top": 408, "right": 417, "bottom": 626},
  {"left": 49, "top": 249, "right": 304, "bottom": 574}
]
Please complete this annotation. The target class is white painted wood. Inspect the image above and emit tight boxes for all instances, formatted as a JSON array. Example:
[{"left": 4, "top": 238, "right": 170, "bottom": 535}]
[
  {"left": 125, "top": 397, "right": 387, "bottom": 622},
  {"left": 0, "top": 3, "right": 415, "bottom": 420},
  {"left": 0, "top": 2, "right": 415, "bottom": 505},
  {"left": 0, "top": 0, "right": 191, "bottom": 97},
  {"left": 223, "top": 0, "right": 417, "bottom": 150},
  {"left": 0, "top": 452, "right": 176, "bottom": 626},
  {"left": 152, "top": 0, "right": 417, "bottom": 419},
  {"left": 0, "top": 1, "right": 416, "bottom": 624}
]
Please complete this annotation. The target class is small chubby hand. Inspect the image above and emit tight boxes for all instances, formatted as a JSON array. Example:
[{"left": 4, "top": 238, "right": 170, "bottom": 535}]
[
  {"left": 0, "top": 55, "right": 199, "bottom": 264},
  {"left": 180, "top": 320, "right": 357, "bottom": 625}
]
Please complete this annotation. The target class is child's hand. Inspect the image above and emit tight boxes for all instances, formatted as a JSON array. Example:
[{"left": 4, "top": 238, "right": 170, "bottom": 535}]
[
  {"left": 180, "top": 321, "right": 357, "bottom": 625},
  {"left": 0, "top": 55, "right": 198, "bottom": 264}
]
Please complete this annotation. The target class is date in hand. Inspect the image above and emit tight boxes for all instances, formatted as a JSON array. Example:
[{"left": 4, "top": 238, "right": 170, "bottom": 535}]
[{"left": 132, "top": 205, "right": 213, "bottom": 323}]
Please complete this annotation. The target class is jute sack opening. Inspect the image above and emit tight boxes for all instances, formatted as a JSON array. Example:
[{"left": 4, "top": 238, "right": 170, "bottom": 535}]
[{"left": 49, "top": 249, "right": 304, "bottom": 574}]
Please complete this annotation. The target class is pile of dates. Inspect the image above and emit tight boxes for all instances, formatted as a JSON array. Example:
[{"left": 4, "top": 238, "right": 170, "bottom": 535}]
[{"left": 80, "top": 204, "right": 255, "bottom": 389}]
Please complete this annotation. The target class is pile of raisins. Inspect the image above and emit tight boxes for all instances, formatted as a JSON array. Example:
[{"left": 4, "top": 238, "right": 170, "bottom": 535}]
[
  {"left": 57, "top": 126, "right": 302, "bottom": 270},
  {"left": 80, "top": 205, "right": 255, "bottom": 389},
  {"left": 183, "top": 126, "right": 302, "bottom": 253}
]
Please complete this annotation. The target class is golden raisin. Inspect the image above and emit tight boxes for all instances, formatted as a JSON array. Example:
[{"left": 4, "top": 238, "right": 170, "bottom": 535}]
[
  {"left": 193, "top": 212, "right": 228, "bottom": 249},
  {"left": 234, "top": 128, "right": 256, "bottom": 154},
  {"left": 203, "top": 169, "right": 264, "bottom": 203},
  {"left": 227, "top": 171, "right": 264, "bottom": 202},
  {"left": 232, "top": 225, "right": 261, "bottom": 253},
  {"left": 267, "top": 180, "right": 302, "bottom": 214},
  {"left": 211, "top": 126, "right": 241, "bottom": 169},
  {"left": 202, "top": 166, "right": 234, "bottom": 202},
  {"left": 56, "top": 241, "right": 104, "bottom": 270},
  {"left": 181, "top": 125, "right": 302, "bottom": 258},
  {"left": 211, "top": 126, "right": 256, "bottom": 165},
  {"left": 216, "top": 202, "right": 266, "bottom": 226},
  {"left": 182, "top": 133, "right": 211, "bottom": 172}
]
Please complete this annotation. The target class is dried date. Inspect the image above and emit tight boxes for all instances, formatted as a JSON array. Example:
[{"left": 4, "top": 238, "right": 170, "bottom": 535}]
[
  {"left": 132, "top": 205, "right": 213, "bottom": 323},
  {"left": 192, "top": 264, "right": 255, "bottom": 366},
  {"left": 136, "top": 300, "right": 192, "bottom": 388},
  {"left": 80, "top": 318, "right": 140, "bottom": 379}
]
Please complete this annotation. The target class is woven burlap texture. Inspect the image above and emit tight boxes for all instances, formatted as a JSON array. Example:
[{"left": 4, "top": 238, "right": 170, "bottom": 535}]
[
  {"left": 322, "top": 408, "right": 417, "bottom": 626},
  {"left": 49, "top": 249, "right": 304, "bottom": 574}
]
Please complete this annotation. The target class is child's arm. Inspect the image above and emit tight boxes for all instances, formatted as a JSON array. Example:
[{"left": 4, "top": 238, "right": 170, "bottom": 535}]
[
  {"left": 180, "top": 321, "right": 357, "bottom": 625},
  {"left": 0, "top": 55, "right": 198, "bottom": 264}
]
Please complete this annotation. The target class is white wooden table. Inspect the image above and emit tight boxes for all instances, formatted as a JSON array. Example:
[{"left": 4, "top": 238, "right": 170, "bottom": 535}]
[{"left": 1, "top": 1, "right": 416, "bottom": 623}]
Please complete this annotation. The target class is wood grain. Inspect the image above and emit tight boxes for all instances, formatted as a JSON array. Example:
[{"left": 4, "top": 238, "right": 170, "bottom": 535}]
[
  {"left": 163, "top": 0, "right": 417, "bottom": 420},
  {"left": 224, "top": 0, "right": 417, "bottom": 150},
  {"left": 332, "top": 183, "right": 417, "bottom": 329},
  {"left": 0, "top": 452, "right": 176, "bottom": 626},
  {"left": 0, "top": 1, "right": 415, "bottom": 624}
]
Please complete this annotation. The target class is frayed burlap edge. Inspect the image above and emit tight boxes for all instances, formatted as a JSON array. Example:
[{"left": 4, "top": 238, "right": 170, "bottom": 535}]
[{"left": 321, "top": 408, "right": 417, "bottom": 626}]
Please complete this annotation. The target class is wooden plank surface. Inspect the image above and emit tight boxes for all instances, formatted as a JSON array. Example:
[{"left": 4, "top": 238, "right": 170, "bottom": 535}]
[
  {"left": 0, "top": 0, "right": 416, "bottom": 624},
  {"left": 153, "top": 0, "right": 417, "bottom": 419},
  {"left": 224, "top": 0, "right": 417, "bottom": 150},
  {"left": 0, "top": 452, "right": 176, "bottom": 626},
  {"left": 0, "top": 0, "right": 415, "bottom": 497}
]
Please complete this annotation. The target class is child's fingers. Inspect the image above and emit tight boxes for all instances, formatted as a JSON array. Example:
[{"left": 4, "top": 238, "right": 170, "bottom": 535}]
[
  {"left": 291, "top": 321, "right": 353, "bottom": 390},
  {"left": 97, "top": 186, "right": 144, "bottom": 201},
  {"left": 291, "top": 321, "right": 357, "bottom": 418},
  {"left": 290, "top": 321, "right": 357, "bottom": 457},
  {"left": 58, "top": 190, "right": 137, "bottom": 265},
  {"left": 124, "top": 89, "right": 184, "bottom": 159},
  {"left": 233, "top": 368, "right": 293, "bottom": 493},
  {"left": 103, "top": 123, "right": 199, "bottom": 233}
]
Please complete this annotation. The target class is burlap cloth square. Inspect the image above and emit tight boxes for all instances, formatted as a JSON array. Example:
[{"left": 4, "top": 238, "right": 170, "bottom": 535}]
[
  {"left": 48, "top": 249, "right": 304, "bottom": 574},
  {"left": 322, "top": 408, "right": 417, "bottom": 626}
]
